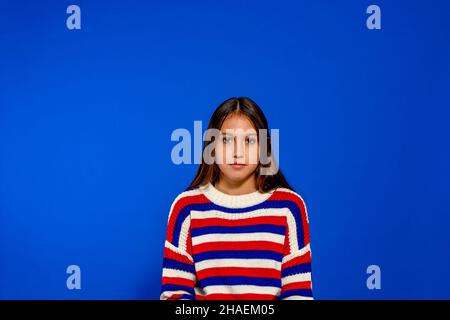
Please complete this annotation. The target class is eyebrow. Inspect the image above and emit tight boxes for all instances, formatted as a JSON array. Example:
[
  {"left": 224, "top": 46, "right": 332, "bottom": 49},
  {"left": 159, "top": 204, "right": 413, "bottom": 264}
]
[{"left": 220, "top": 131, "right": 257, "bottom": 136}]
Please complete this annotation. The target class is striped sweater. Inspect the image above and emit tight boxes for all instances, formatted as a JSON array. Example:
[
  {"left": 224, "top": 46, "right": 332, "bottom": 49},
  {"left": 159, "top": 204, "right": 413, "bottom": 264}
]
[{"left": 160, "top": 182, "right": 313, "bottom": 300}]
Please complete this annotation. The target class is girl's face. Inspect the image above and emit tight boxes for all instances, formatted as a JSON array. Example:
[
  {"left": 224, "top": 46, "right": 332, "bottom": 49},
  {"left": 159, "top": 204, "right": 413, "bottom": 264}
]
[{"left": 215, "top": 113, "right": 260, "bottom": 183}]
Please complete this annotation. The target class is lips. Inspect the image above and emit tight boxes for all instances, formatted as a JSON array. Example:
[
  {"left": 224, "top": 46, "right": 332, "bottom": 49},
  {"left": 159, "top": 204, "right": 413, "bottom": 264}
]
[{"left": 229, "top": 163, "right": 246, "bottom": 169}]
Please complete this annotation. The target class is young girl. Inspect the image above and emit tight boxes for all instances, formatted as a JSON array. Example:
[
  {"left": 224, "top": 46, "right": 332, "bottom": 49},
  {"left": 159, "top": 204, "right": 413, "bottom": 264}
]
[{"left": 160, "top": 97, "right": 313, "bottom": 300}]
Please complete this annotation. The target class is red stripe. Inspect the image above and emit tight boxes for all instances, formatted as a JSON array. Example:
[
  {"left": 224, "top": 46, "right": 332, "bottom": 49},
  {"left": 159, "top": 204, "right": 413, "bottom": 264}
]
[
  {"left": 162, "top": 276, "right": 194, "bottom": 287},
  {"left": 196, "top": 267, "right": 280, "bottom": 280},
  {"left": 194, "top": 241, "right": 283, "bottom": 254},
  {"left": 166, "top": 194, "right": 210, "bottom": 243},
  {"left": 186, "top": 227, "right": 193, "bottom": 256},
  {"left": 167, "top": 293, "right": 183, "bottom": 300},
  {"left": 164, "top": 246, "right": 194, "bottom": 265},
  {"left": 282, "top": 281, "right": 312, "bottom": 291},
  {"left": 197, "top": 293, "right": 277, "bottom": 300},
  {"left": 191, "top": 216, "right": 286, "bottom": 228},
  {"left": 269, "top": 190, "right": 310, "bottom": 253},
  {"left": 282, "top": 251, "right": 311, "bottom": 269},
  {"left": 283, "top": 224, "right": 291, "bottom": 255}
]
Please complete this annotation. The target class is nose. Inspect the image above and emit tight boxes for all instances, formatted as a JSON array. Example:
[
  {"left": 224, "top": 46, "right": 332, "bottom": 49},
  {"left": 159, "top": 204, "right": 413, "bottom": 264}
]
[{"left": 233, "top": 137, "right": 245, "bottom": 159}]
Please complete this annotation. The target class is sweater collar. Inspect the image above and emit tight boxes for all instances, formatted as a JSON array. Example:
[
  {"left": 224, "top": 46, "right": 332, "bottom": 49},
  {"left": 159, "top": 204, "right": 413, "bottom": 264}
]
[{"left": 199, "top": 182, "right": 274, "bottom": 208}]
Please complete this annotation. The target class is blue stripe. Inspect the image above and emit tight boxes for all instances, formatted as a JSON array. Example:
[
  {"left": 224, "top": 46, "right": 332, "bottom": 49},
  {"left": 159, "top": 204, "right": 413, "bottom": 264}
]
[
  {"left": 171, "top": 205, "right": 192, "bottom": 247},
  {"left": 282, "top": 262, "right": 312, "bottom": 278},
  {"left": 172, "top": 199, "right": 305, "bottom": 248},
  {"left": 199, "top": 276, "right": 281, "bottom": 288},
  {"left": 191, "top": 224, "right": 286, "bottom": 237},
  {"left": 163, "top": 258, "right": 195, "bottom": 274},
  {"left": 193, "top": 250, "right": 283, "bottom": 262},
  {"left": 161, "top": 284, "right": 195, "bottom": 296},
  {"left": 268, "top": 200, "right": 305, "bottom": 249},
  {"left": 177, "top": 293, "right": 195, "bottom": 300},
  {"left": 280, "top": 289, "right": 313, "bottom": 299}
]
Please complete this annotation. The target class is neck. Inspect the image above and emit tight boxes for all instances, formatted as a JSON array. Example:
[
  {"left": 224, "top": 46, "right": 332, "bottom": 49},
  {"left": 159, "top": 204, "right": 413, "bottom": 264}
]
[{"left": 214, "top": 174, "right": 257, "bottom": 195}]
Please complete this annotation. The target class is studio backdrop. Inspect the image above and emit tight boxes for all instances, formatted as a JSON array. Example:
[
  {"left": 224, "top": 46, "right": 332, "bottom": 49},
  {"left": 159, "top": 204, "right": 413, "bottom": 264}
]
[{"left": 1, "top": 0, "right": 449, "bottom": 299}]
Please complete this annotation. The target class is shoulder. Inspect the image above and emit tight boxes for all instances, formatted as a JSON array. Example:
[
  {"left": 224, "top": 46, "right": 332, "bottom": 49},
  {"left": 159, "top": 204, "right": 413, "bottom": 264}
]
[
  {"left": 270, "top": 188, "right": 309, "bottom": 222},
  {"left": 167, "top": 186, "right": 207, "bottom": 220},
  {"left": 272, "top": 188, "right": 311, "bottom": 250},
  {"left": 170, "top": 187, "right": 201, "bottom": 207}
]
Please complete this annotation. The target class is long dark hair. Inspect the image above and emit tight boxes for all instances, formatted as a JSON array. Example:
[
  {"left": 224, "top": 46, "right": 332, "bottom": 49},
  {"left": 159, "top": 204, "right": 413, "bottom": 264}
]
[{"left": 188, "top": 97, "right": 294, "bottom": 193}]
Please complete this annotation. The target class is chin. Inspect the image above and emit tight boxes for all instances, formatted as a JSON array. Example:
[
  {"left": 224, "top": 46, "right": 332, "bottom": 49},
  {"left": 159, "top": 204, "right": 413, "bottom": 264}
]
[
  {"left": 222, "top": 169, "right": 256, "bottom": 182},
  {"left": 225, "top": 173, "right": 250, "bottom": 182}
]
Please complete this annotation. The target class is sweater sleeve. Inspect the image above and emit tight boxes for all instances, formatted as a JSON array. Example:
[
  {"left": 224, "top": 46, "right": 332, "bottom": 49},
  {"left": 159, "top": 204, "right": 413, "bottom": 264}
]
[
  {"left": 160, "top": 195, "right": 197, "bottom": 300},
  {"left": 280, "top": 192, "right": 313, "bottom": 300}
]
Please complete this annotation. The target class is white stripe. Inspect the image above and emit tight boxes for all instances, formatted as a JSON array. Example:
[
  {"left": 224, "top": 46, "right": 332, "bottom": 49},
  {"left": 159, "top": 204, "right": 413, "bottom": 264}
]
[
  {"left": 191, "top": 209, "right": 287, "bottom": 220},
  {"left": 162, "top": 268, "right": 196, "bottom": 281},
  {"left": 192, "top": 232, "right": 285, "bottom": 246},
  {"left": 166, "top": 189, "right": 200, "bottom": 249},
  {"left": 195, "top": 258, "right": 281, "bottom": 271},
  {"left": 164, "top": 240, "right": 194, "bottom": 262},
  {"left": 179, "top": 216, "right": 191, "bottom": 250},
  {"left": 283, "top": 295, "right": 313, "bottom": 300},
  {"left": 274, "top": 188, "right": 311, "bottom": 252},
  {"left": 200, "top": 182, "right": 274, "bottom": 208},
  {"left": 281, "top": 272, "right": 312, "bottom": 286},
  {"left": 203, "top": 285, "right": 280, "bottom": 295},
  {"left": 285, "top": 210, "right": 299, "bottom": 252},
  {"left": 160, "top": 290, "right": 193, "bottom": 300},
  {"left": 282, "top": 244, "right": 311, "bottom": 264},
  {"left": 167, "top": 188, "right": 202, "bottom": 222},
  {"left": 276, "top": 188, "right": 310, "bottom": 223}
]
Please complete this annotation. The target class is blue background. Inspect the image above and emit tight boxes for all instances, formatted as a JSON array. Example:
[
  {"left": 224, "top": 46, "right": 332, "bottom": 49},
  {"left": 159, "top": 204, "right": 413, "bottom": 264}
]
[{"left": 1, "top": 0, "right": 449, "bottom": 299}]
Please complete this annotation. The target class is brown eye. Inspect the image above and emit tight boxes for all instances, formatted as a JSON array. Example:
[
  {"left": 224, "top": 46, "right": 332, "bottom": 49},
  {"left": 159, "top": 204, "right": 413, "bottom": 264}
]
[
  {"left": 223, "top": 137, "right": 232, "bottom": 144},
  {"left": 246, "top": 137, "right": 257, "bottom": 144}
]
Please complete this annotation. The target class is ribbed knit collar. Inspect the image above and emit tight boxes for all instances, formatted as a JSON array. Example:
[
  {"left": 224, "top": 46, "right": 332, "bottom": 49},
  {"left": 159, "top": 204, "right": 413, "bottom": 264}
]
[{"left": 199, "top": 182, "right": 274, "bottom": 208}]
